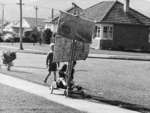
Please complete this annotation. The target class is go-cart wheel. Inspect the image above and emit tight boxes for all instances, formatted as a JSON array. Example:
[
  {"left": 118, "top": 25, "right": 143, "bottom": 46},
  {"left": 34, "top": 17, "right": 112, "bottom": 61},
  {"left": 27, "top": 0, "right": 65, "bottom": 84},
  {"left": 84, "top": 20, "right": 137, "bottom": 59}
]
[{"left": 49, "top": 85, "right": 54, "bottom": 94}]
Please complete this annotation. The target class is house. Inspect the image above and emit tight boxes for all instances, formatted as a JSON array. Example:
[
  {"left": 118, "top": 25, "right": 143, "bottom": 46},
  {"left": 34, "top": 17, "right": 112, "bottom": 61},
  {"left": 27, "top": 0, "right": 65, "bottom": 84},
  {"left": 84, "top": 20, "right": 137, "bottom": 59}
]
[
  {"left": 13, "top": 17, "right": 45, "bottom": 37},
  {"left": 0, "top": 20, "right": 10, "bottom": 34},
  {"left": 3, "top": 22, "right": 15, "bottom": 33},
  {"left": 80, "top": 0, "right": 150, "bottom": 50},
  {"left": 0, "top": 20, "right": 9, "bottom": 28},
  {"left": 0, "top": 20, "right": 14, "bottom": 42},
  {"left": 43, "top": 3, "right": 83, "bottom": 33}
]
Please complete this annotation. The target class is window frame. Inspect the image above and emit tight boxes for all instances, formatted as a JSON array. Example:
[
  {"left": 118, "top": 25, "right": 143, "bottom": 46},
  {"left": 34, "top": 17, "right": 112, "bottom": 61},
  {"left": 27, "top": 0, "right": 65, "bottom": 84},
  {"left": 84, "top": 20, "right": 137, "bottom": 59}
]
[
  {"left": 95, "top": 26, "right": 101, "bottom": 38},
  {"left": 102, "top": 25, "right": 113, "bottom": 40},
  {"left": 148, "top": 28, "right": 150, "bottom": 43},
  {"left": 148, "top": 33, "right": 150, "bottom": 43}
]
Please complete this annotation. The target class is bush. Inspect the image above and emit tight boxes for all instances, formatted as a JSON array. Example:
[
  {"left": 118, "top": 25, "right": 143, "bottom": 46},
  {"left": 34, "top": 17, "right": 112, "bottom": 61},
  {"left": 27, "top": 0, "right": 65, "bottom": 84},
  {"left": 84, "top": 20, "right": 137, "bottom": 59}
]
[
  {"left": 0, "top": 33, "right": 2, "bottom": 42},
  {"left": 2, "top": 33, "right": 14, "bottom": 42},
  {"left": 29, "top": 31, "right": 38, "bottom": 43},
  {"left": 43, "top": 29, "right": 52, "bottom": 44},
  {"left": 2, "top": 50, "right": 16, "bottom": 64},
  {"left": 24, "top": 30, "right": 32, "bottom": 38},
  {"left": 2, "top": 50, "right": 16, "bottom": 71},
  {"left": 0, "top": 37, "right": 3, "bottom": 42}
]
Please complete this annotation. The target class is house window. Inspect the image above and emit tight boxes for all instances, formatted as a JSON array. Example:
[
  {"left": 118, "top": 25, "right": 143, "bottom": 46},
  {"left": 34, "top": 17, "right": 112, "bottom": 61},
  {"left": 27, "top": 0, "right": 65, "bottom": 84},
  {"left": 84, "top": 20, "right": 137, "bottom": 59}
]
[
  {"left": 148, "top": 28, "right": 150, "bottom": 43},
  {"left": 103, "top": 26, "right": 113, "bottom": 39},
  {"left": 148, "top": 33, "right": 150, "bottom": 43},
  {"left": 95, "top": 26, "right": 101, "bottom": 38},
  {"left": 103, "top": 26, "right": 108, "bottom": 39}
]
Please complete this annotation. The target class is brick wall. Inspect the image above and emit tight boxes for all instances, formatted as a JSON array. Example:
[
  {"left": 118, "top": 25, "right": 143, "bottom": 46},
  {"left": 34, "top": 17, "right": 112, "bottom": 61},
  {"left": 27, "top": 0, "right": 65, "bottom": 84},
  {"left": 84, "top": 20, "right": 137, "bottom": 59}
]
[{"left": 113, "top": 24, "right": 149, "bottom": 50}]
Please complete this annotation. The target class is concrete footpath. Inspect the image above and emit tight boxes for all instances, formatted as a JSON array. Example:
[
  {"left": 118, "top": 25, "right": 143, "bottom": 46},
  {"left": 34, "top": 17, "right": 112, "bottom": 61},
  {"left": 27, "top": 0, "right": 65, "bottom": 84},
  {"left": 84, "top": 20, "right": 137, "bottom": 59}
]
[{"left": 0, "top": 73, "right": 139, "bottom": 113}]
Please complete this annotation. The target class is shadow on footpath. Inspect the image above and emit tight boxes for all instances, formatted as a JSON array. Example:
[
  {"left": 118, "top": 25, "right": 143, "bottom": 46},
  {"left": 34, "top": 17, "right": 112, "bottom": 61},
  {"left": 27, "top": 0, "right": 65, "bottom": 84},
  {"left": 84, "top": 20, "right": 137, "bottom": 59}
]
[
  {"left": 76, "top": 70, "right": 88, "bottom": 72},
  {"left": 13, "top": 65, "right": 46, "bottom": 69},
  {"left": 0, "top": 65, "right": 45, "bottom": 70},
  {"left": 85, "top": 94, "right": 150, "bottom": 113},
  {"left": 11, "top": 70, "right": 33, "bottom": 74}
]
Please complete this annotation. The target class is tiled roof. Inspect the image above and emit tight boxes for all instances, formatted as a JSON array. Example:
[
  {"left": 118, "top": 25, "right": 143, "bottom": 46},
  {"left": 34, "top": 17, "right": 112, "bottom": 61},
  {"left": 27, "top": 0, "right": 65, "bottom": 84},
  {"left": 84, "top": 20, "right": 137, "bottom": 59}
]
[
  {"left": 80, "top": 1, "right": 116, "bottom": 22},
  {"left": 52, "top": 6, "right": 83, "bottom": 23},
  {"left": 24, "top": 17, "right": 45, "bottom": 28},
  {"left": 44, "top": 5, "right": 83, "bottom": 23},
  {"left": 80, "top": 1, "right": 150, "bottom": 26}
]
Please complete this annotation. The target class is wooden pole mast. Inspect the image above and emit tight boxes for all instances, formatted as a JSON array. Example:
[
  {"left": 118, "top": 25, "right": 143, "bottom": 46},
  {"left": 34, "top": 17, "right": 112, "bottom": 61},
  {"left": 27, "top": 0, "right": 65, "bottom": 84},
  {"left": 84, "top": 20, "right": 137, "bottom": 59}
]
[{"left": 66, "top": 3, "right": 77, "bottom": 95}]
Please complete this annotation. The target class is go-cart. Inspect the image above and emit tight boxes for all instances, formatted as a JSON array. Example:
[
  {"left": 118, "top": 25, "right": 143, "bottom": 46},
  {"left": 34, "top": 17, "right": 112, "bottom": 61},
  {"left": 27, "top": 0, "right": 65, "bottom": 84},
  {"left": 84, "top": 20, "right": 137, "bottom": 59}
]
[{"left": 49, "top": 81, "right": 85, "bottom": 98}]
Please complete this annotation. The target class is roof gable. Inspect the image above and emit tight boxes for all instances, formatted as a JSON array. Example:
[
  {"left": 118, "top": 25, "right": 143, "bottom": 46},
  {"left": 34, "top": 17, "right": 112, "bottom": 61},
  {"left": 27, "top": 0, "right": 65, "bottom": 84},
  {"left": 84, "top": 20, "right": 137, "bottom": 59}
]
[
  {"left": 129, "top": 8, "right": 150, "bottom": 26},
  {"left": 13, "top": 19, "right": 30, "bottom": 28},
  {"left": 5, "top": 22, "right": 14, "bottom": 28},
  {"left": 80, "top": 1, "right": 116, "bottom": 22},
  {"left": 80, "top": 1, "right": 150, "bottom": 26},
  {"left": 24, "top": 17, "right": 45, "bottom": 28},
  {"left": 52, "top": 6, "right": 83, "bottom": 23},
  {"left": 0, "top": 20, "right": 9, "bottom": 28},
  {"left": 101, "top": 1, "right": 150, "bottom": 25}
]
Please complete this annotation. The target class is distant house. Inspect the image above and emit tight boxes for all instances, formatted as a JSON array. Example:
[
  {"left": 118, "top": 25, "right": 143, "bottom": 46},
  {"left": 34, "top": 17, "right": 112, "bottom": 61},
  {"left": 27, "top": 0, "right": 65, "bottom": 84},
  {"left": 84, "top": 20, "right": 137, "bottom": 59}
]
[
  {"left": 0, "top": 20, "right": 9, "bottom": 34},
  {"left": 3, "top": 22, "right": 15, "bottom": 33},
  {"left": 43, "top": 3, "right": 83, "bottom": 33},
  {"left": 13, "top": 17, "right": 45, "bottom": 37},
  {"left": 80, "top": 0, "right": 150, "bottom": 50},
  {"left": 0, "top": 20, "right": 9, "bottom": 28}
]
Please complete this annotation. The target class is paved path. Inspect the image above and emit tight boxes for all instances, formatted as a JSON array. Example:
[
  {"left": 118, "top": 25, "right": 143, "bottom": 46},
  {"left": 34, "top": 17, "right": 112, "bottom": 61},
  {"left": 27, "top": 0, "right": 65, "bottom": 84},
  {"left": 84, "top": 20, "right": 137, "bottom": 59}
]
[{"left": 0, "top": 73, "right": 139, "bottom": 113}]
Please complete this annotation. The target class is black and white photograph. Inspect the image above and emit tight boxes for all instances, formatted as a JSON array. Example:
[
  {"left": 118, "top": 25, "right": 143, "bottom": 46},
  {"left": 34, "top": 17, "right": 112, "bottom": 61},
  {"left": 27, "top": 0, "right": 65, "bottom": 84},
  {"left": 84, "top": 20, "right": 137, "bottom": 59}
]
[{"left": 0, "top": 0, "right": 150, "bottom": 113}]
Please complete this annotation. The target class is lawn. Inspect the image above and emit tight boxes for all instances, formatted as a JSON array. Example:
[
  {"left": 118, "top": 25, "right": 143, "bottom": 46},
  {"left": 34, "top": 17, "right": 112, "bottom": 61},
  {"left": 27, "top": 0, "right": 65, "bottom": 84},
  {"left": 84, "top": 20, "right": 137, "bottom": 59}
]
[
  {"left": 0, "top": 84, "right": 85, "bottom": 113},
  {"left": 1, "top": 42, "right": 150, "bottom": 56},
  {"left": 1, "top": 43, "right": 150, "bottom": 113}
]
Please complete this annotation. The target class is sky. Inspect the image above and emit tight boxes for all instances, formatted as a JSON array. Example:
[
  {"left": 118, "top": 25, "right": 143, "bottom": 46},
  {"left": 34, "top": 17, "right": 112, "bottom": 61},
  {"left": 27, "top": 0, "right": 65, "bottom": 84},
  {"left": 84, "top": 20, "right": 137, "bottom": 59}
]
[{"left": 0, "top": 0, "right": 150, "bottom": 22}]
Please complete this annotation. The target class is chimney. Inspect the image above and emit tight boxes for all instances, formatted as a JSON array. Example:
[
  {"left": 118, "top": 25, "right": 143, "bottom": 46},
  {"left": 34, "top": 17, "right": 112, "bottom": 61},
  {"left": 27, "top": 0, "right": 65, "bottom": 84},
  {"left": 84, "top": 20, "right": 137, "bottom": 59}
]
[{"left": 124, "top": 0, "right": 130, "bottom": 13}]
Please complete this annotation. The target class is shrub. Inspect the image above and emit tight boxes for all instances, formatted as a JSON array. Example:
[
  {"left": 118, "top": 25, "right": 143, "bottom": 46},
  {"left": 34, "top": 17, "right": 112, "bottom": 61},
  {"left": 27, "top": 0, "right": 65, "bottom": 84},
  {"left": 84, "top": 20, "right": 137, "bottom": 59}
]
[
  {"left": 43, "top": 29, "right": 52, "bottom": 44},
  {"left": 2, "top": 50, "right": 16, "bottom": 71},
  {"left": 2, "top": 33, "right": 14, "bottom": 42}
]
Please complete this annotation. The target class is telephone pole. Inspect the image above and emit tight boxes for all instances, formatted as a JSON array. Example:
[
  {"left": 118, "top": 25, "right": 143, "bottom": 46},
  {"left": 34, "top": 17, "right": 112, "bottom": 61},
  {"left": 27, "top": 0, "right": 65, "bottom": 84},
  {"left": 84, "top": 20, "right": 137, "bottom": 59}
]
[
  {"left": 35, "top": 6, "right": 38, "bottom": 27},
  {"left": 17, "top": 0, "right": 24, "bottom": 50},
  {"left": 1, "top": 4, "right": 4, "bottom": 36},
  {"left": 51, "top": 8, "right": 54, "bottom": 19}
]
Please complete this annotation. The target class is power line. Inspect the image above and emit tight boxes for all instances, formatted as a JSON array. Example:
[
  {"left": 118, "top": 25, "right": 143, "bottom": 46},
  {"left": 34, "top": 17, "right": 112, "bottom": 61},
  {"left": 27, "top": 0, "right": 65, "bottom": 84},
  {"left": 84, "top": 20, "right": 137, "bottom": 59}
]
[
  {"left": 0, "top": 2, "right": 60, "bottom": 12},
  {"left": 0, "top": 2, "right": 16, "bottom": 6},
  {"left": 23, "top": 3, "right": 39, "bottom": 7},
  {"left": 0, "top": 2, "right": 65, "bottom": 22},
  {"left": 38, "top": 5, "right": 60, "bottom": 11},
  {"left": 24, "top": 4, "right": 60, "bottom": 11},
  {"left": 5, "top": 3, "right": 16, "bottom": 5}
]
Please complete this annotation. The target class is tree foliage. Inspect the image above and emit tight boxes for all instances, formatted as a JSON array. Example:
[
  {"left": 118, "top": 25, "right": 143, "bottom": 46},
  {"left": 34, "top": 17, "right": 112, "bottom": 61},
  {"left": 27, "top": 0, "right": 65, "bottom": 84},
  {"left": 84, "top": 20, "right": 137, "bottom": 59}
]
[{"left": 43, "top": 29, "right": 52, "bottom": 44}]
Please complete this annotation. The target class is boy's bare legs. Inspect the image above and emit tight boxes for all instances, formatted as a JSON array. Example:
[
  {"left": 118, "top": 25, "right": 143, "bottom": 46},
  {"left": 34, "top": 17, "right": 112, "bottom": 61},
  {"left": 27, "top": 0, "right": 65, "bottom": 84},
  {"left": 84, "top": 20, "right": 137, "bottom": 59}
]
[
  {"left": 53, "top": 71, "right": 57, "bottom": 81},
  {"left": 44, "top": 71, "right": 57, "bottom": 83},
  {"left": 44, "top": 71, "right": 51, "bottom": 83}
]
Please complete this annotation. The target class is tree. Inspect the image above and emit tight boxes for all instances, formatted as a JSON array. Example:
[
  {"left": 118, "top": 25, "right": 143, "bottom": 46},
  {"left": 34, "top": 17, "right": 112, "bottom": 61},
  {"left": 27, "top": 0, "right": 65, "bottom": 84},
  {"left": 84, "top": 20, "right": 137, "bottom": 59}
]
[
  {"left": 29, "top": 32, "right": 37, "bottom": 46},
  {"left": 43, "top": 29, "right": 52, "bottom": 44}
]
